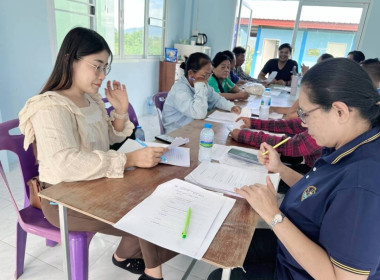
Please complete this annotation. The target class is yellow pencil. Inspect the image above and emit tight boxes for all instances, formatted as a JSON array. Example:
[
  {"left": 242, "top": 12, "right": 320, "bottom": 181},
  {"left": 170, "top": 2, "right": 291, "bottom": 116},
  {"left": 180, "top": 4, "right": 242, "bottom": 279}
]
[{"left": 262, "top": 137, "right": 291, "bottom": 155}]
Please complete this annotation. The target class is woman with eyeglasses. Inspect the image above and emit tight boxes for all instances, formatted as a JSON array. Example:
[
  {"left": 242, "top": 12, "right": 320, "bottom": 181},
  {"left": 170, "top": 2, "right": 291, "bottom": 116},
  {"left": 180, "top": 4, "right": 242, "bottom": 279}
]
[
  {"left": 209, "top": 58, "right": 380, "bottom": 280},
  {"left": 19, "top": 27, "right": 176, "bottom": 280}
]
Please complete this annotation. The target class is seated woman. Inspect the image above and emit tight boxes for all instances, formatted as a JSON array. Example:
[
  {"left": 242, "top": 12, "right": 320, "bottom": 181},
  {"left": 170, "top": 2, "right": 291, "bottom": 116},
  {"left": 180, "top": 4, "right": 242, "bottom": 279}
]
[
  {"left": 19, "top": 27, "right": 176, "bottom": 280},
  {"left": 209, "top": 58, "right": 380, "bottom": 280},
  {"left": 258, "top": 43, "right": 298, "bottom": 86},
  {"left": 208, "top": 52, "right": 249, "bottom": 101},
  {"left": 162, "top": 52, "right": 241, "bottom": 133},
  {"left": 222, "top": 50, "right": 246, "bottom": 86}
]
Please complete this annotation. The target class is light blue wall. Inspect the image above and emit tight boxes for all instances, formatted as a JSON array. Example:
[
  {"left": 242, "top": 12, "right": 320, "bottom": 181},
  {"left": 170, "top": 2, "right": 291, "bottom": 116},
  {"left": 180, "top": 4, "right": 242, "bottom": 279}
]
[{"left": 360, "top": 0, "right": 380, "bottom": 58}]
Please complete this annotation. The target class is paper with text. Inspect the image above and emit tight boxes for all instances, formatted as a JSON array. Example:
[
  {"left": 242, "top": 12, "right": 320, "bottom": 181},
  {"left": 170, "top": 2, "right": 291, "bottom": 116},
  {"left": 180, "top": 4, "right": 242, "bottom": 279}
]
[{"left": 113, "top": 178, "right": 235, "bottom": 259}]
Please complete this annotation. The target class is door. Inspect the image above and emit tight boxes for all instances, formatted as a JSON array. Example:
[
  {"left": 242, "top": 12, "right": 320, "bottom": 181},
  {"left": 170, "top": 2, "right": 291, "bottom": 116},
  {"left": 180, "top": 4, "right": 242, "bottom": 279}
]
[{"left": 260, "top": 39, "right": 280, "bottom": 71}]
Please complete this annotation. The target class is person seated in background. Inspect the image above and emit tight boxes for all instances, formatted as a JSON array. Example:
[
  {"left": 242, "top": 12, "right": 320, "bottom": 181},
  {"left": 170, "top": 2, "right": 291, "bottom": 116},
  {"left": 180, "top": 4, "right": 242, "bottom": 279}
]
[
  {"left": 301, "top": 53, "right": 333, "bottom": 75},
  {"left": 208, "top": 52, "right": 249, "bottom": 101},
  {"left": 232, "top": 46, "right": 259, "bottom": 83},
  {"left": 258, "top": 43, "right": 298, "bottom": 86},
  {"left": 273, "top": 53, "right": 334, "bottom": 119},
  {"left": 222, "top": 50, "right": 246, "bottom": 86},
  {"left": 162, "top": 52, "right": 241, "bottom": 133},
  {"left": 361, "top": 58, "right": 380, "bottom": 92},
  {"left": 347, "top": 50, "right": 365, "bottom": 63}
]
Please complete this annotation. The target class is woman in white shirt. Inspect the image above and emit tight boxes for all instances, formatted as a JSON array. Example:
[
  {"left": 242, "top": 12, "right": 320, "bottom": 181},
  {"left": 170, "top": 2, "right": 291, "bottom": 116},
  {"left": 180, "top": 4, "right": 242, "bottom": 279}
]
[{"left": 19, "top": 27, "right": 175, "bottom": 280}]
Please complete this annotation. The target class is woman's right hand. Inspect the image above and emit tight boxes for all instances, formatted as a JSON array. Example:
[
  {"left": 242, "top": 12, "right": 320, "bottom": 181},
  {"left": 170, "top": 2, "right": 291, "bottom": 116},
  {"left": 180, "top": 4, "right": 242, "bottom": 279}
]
[
  {"left": 125, "top": 147, "right": 167, "bottom": 168},
  {"left": 258, "top": 142, "right": 284, "bottom": 173},
  {"left": 236, "top": 91, "right": 249, "bottom": 100},
  {"left": 235, "top": 117, "right": 251, "bottom": 128}
]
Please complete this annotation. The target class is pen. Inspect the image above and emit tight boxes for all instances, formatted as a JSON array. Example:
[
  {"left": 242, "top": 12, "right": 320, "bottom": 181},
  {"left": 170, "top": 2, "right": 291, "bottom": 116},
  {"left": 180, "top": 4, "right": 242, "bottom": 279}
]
[
  {"left": 262, "top": 136, "right": 291, "bottom": 155},
  {"left": 135, "top": 138, "right": 168, "bottom": 163},
  {"left": 181, "top": 207, "right": 192, "bottom": 238}
]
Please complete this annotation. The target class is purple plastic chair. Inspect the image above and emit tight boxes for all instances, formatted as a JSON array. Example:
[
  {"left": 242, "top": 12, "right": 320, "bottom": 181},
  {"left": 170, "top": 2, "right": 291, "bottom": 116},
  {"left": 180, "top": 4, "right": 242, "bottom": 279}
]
[
  {"left": 0, "top": 119, "right": 95, "bottom": 280},
  {"left": 152, "top": 92, "right": 168, "bottom": 134},
  {"left": 102, "top": 97, "right": 139, "bottom": 127}
]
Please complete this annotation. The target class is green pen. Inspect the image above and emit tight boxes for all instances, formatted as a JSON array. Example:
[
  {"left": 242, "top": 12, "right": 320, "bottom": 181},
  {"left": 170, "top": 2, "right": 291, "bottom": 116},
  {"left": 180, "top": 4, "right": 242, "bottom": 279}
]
[{"left": 181, "top": 207, "right": 192, "bottom": 238}]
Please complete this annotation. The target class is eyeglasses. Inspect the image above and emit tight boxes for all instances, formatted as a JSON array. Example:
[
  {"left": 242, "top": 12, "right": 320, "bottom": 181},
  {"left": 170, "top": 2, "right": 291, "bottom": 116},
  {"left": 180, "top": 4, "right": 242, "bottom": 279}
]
[
  {"left": 78, "top": 58, "right": 111, "bottom": 76},
  {"left": 297, "top": 106, "right": 321, "bottom": 124}
]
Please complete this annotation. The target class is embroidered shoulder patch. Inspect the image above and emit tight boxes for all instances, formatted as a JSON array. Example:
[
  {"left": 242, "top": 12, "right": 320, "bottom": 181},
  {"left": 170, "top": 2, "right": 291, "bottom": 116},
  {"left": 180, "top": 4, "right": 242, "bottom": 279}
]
[{"left": 301, "top": 186, "right": 317, "bottom": 201}]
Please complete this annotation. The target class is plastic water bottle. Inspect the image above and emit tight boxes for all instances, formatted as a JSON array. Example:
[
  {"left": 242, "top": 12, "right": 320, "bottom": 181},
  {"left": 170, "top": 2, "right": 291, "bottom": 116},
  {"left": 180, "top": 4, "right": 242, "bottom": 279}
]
[
  {"left": 198, "top": 123, "right": 214, "bottom": 162},
  {"left": 135, "top": 126, "right": 145, "bottom": 141},
  {"left": 261, "top": 88, "right": 271, "bottom": 106},
  {"left": 259, "top": 105, "right": 270, "bottom": 120}
]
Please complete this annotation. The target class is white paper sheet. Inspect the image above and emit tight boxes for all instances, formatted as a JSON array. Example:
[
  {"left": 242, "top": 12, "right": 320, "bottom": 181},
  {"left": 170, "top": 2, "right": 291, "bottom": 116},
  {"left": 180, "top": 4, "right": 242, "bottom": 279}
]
[
  {"left": 117, "top": 139, "right": 190, "bottom": 167},
  {"left": 251, "top": 108, "right": 283, "bottom": 120},
  {"left": 185, "top": 162, "right": 280, "bottom": 197},
  {"left": 113, "top": 179, "right": 235, "bottom": 259},
  {"left": 266, "top": 71, "right": 278, "bottom": 83}
]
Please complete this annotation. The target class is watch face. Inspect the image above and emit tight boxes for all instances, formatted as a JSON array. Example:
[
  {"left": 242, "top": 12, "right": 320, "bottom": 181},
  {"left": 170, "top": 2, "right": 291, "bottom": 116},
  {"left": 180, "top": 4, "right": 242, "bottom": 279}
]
[{"left": 275, "top": 213, "right": 283, "bottom": 223}]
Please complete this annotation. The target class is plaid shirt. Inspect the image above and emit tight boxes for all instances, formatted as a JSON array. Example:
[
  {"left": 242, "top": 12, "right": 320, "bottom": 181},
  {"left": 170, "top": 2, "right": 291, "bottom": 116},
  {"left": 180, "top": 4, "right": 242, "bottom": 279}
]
[
  {"left": 237, "top": 118, "right": 322, "bottom": 167},
  {"left": 232, "top": 66, "right": 259, "bottom": 82}
]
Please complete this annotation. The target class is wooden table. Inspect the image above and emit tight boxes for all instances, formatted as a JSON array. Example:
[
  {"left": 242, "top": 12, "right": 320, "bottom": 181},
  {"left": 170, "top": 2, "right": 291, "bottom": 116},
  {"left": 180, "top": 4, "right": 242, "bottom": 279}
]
[{"left": 39, "top": 120, "right": 259, "bottom": 280}]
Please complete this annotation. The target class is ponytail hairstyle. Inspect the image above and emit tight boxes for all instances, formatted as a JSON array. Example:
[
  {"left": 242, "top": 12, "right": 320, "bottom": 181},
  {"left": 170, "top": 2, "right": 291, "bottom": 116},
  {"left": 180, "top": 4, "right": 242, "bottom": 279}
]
[
  {"left": 40, "top": 27, "right": 113, "bottom": 94},
  {"left": 301, "top": 58, "right": 380, "bottom": 126},
  {"left": 183, "top": 52, "right": 211, "bottom": 78}
]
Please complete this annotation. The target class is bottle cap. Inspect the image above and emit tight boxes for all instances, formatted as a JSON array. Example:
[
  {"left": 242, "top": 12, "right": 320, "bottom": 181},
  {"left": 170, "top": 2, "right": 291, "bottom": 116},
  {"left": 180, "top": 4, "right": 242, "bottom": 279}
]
[
  {"left": 265, "top": 88, "right": 270, "bottom": 92},
  {"left": 136, "top": 125, "right": 141, "bottom": 129},
  {"left": 204, "top": 123, "right": 212, "bottom": 128}
]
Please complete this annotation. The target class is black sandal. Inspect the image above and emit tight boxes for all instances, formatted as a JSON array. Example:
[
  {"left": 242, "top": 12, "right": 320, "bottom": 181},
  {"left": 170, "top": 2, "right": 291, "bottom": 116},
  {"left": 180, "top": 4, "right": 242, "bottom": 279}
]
[
  {"left": 138, "top": 272, "right": 163, "bottom": 280},
  {"left": 112, "top": 254, "right": 145, "bottom": 274}
]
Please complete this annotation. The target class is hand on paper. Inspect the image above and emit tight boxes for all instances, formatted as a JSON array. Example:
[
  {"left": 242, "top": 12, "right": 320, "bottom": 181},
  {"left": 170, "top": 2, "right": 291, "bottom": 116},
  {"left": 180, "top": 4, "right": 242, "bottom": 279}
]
[
  {"left": 236, "top": 91, "right": 249, "bottom": 100},
  {"left": 231, "top": 129, "right": 240, "bottom": 140},
  {"left": 126, "top": 147, "right": 168, "bottom": 168},
  {"left": 272, "top": 79, "right": 286, "bottom": 86},
  {"left": 105, "top": 80, "right": 129, "bottom": 114},
  {"left": 258, "top": 142, "right": 284, "bottom": 173},
  {"left": 235, "top": 176, "right": 279, "bottom": 224},
  {"left": 231, "top": 106, "right": 241, "bottom": 115},
  {"left": 235, "top": 117, "right": 251, "bottom": 129}
]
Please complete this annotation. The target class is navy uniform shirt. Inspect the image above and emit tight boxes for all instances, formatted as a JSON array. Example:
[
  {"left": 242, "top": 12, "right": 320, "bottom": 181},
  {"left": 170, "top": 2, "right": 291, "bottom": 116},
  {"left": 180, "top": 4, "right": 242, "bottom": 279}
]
[{"left": 278, "top": 125, "right": 380, "bottom": 279}]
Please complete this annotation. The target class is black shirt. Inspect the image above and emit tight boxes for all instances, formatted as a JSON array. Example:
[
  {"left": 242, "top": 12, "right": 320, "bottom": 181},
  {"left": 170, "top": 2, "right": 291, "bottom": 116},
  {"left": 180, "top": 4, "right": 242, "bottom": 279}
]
[{"left": 261, "top": 58, "right": 298, "bottom": 82}]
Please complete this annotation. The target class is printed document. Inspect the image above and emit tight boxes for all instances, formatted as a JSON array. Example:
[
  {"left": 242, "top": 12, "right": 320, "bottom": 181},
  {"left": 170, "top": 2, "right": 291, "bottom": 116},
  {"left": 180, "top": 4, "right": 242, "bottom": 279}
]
[{"left": 114, "top": 178, "right": 235, "bottom": 259}]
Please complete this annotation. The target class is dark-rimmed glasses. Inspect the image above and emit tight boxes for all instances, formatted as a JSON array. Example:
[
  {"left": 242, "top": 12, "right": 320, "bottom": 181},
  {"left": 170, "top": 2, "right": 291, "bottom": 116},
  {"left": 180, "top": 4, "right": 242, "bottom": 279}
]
[
  {"left": 78, "top": 58, "right": 111, "bottom": 76},
  {"left": 297, "top": 106, "right": 321, "bottom": 124}
]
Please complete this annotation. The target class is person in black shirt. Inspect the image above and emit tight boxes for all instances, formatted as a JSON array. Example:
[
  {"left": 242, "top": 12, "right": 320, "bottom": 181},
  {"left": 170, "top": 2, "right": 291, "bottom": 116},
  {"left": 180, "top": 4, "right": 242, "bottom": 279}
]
[{"left": 258, "top": 43, "right": 298, "bottom": 86}]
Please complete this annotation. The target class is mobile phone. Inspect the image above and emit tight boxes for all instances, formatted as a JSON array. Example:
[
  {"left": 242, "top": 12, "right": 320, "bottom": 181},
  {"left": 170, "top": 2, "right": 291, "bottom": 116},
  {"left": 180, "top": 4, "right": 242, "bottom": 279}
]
[
  {"left": 227, "top": 148, "right": 259, "bottom": 163},
  {"left": 154, "top": 134, "right": 175, "bottom": 144}
]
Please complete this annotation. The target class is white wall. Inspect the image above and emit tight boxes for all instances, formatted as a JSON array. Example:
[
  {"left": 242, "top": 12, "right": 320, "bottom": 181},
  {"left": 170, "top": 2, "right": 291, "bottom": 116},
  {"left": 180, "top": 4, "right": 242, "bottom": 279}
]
[{"left": 360, "top": 0, "right": 380, "bottom": 58}]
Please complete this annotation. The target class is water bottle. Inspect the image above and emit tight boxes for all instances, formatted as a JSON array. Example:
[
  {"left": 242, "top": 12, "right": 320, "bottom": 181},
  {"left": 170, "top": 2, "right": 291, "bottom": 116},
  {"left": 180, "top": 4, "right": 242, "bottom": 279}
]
[
  {"left": 261, "top": 88, "right": 271, "bottom": 106},
  {"left": 135, "top": 126, "right": 145, "bottom": 141},
  {"left": 259, "top": 105, "right": 270, "bottom": 120},
  {"left": 198, "top": 123, "right": 214, "bottom": 162}
]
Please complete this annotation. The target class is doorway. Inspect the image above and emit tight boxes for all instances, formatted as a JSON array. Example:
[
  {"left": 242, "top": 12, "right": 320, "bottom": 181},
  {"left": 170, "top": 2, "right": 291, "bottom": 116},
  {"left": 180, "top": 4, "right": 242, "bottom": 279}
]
[{"left": 260, "top": 39, "right": 280, "bottom": 71}]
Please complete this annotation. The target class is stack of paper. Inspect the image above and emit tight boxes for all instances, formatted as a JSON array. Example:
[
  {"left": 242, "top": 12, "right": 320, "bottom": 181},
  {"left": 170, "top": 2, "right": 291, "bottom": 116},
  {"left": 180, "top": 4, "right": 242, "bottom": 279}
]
[
  {"left": 114, "top": 179, "right": 235, "bottom": 259},
  {"left": 206, "top": 107, "right": 251, "bottom": 125},
  {"left": 118, "top": 139, "right": 190, "bottom": 167},
  {"left": 185, "top": 162, "right": 280, "bottom": 197}
]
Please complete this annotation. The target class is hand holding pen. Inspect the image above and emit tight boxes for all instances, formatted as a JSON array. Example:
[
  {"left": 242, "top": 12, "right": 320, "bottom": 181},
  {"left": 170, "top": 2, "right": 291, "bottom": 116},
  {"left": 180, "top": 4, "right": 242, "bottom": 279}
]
[
  {"left": 258, "top": 142, "right": 285, "bottom": 173},
  {"left": 124, "top": 139, "right": 168, "bottom": 169}
]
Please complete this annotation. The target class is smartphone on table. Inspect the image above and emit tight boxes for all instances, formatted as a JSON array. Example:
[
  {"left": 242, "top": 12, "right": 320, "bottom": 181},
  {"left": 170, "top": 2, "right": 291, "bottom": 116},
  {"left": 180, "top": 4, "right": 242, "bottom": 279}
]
[
  {"left": 154, "top": 134, "right": 175, "bottom": 144},
  {"left": 227, "top": 148, "right": 259, "bottom": 164}
]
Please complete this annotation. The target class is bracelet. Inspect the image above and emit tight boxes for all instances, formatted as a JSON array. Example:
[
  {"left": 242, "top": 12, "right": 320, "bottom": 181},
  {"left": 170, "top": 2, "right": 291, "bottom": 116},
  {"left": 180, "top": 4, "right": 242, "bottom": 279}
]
[{"left": 110, "top": 110, "right": 128, "bottom": 120}]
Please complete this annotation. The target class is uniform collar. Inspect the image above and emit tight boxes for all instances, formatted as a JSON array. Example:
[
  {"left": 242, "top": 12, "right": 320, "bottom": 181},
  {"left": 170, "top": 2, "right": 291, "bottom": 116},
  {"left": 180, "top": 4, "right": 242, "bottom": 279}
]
[{"left": 320, "top": 125, "right": 380, "bottom": 165}]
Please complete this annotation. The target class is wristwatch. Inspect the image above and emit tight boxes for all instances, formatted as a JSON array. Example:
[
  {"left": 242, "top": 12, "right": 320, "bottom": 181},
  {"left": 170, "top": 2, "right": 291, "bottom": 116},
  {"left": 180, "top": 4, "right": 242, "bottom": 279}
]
[{"left": 270, "top": 213, "right": 285, "bottom": 229}]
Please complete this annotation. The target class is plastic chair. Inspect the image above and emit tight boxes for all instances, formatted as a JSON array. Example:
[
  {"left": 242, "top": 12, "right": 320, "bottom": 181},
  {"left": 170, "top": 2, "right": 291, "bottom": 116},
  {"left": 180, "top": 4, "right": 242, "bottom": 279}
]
[
  {"left": 152, "top": 92, "right": 168, "bottom": 134},
  {"left": 102, "top": 98, "right": 139, "bottom": 127},
  {"left": 0, "top": 119, "right": 95, "bottom": 280}
]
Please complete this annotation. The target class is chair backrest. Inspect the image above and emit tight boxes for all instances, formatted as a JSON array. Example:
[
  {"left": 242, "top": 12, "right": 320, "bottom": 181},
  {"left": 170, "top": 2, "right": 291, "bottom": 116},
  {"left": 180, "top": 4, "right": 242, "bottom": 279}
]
[
  {"left": 152, "top": 92, "right": 168, "bottom": 112},
  {"left": 102, "top": 97, "right": 139, "bottom": 127},
  {"left": 0, "top": 119, "right": 38, "bottom": 207}
]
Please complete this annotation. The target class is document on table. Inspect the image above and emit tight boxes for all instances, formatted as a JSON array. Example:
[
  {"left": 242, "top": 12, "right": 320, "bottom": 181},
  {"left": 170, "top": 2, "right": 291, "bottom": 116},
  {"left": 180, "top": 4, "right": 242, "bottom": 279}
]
[
  {"left": 117, "top": 139, "right": 190, "bottom": 167},
  {"left": 113, "top": 178, "right": 235, "bottom": 259},
  {"left": 185, "top": 162, "right": 280, "bottom": 197},
  {"left": 205, "top": 107, "right": 251, "bottom": 126},
  {"left": 251, "top": 108, "right": 283, "bottom": 120}
]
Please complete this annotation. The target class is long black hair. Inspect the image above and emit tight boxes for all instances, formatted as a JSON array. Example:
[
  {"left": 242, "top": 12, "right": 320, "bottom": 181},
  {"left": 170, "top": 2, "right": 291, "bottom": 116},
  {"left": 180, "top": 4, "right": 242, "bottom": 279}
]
[
  {"left": 40, "top": 27, "right": 113, "bottom": 94},
  {"left": 181, "top": 52, "right": 211, "bottom": 78},
  {"left": 212, "top": 52, "right": 231, "bottom": 68},
  {"left": 302, "top": 58, "right": 380, "bottom": 126}
]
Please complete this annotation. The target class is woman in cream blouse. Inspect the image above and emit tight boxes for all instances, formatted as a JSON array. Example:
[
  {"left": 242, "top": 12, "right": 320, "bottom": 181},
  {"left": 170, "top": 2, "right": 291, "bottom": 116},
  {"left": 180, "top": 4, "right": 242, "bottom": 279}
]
[{"left": 19, "top": 27, "right": 175, "bottom": 280}]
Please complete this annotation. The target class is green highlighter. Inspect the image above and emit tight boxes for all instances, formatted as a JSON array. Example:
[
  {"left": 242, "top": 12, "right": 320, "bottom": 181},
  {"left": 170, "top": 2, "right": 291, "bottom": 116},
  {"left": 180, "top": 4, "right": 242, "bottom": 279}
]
[{"left": 181, "top": 207, "right": 192, "bottom": 238}]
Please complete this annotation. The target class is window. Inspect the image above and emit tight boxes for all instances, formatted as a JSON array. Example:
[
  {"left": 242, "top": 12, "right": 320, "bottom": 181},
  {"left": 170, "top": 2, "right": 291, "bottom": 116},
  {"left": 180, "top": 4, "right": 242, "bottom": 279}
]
[{"left": 53, "top": 0, "right": 166, "bottom": 59}]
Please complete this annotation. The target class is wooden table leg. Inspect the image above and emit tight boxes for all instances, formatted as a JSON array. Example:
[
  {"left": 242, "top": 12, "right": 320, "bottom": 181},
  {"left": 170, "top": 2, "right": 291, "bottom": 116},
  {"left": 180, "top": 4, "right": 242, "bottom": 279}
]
[{"left": 58, "top": 204, "right": 72, "bottom": 280}]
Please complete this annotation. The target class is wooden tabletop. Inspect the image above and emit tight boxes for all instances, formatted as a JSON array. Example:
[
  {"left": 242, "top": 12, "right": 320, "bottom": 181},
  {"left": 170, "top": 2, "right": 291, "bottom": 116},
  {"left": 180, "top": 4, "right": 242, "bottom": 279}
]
[{"left": 39, "top": 119, "right": 259, "bottom": 269}]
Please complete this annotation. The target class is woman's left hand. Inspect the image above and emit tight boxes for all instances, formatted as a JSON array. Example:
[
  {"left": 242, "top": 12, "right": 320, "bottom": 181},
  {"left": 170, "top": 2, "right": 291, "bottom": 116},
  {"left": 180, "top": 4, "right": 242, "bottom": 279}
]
[
  {"left": 235, "top": 176, "right": 279, "bottom": 224},
  {"left": 105, "top": 80, "right": 129, "bottom": 114},
  {"left": 231, "top": 106, "right": 241, "bottom": 114}
]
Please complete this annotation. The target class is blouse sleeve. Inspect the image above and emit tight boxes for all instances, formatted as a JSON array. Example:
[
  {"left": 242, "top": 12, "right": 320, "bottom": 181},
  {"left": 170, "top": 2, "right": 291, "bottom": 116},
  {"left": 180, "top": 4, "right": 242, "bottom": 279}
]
[
  {"left": 108, "top": 109, "right": 135, "bottom": 145},
  {"left": 31, "top": 106, "right": 127, "bottom": 183}
]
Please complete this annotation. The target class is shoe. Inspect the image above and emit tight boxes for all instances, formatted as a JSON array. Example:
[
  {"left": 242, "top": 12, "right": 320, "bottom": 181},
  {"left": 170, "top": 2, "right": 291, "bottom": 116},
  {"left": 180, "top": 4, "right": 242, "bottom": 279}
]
[
  {"left": 138, "top": 272, "right": 163, "bottom": 280},
  {"left": 112, "top": 254, "right": 145, "bottom": 274},
  {"left": 207, "top": 268, "right": 247, "bottom": 280}
]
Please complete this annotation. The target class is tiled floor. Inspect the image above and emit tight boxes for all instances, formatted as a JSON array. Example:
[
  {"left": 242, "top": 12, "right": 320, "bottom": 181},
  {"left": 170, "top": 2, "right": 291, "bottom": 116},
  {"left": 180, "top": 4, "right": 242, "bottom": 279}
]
[{"left": 0, "top": 114, "right": 217, "bottom": 280}]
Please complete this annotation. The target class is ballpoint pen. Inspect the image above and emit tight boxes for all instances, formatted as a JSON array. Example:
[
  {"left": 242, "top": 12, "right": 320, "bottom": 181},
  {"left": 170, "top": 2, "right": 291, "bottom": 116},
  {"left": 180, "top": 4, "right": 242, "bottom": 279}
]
[
  {"left": 181, "top": 207, "right": 192, "bottom": 238},
  {"left": 135, "top": 138, "right": 168, "bottom": 163},
  {"left": 262, "top": 136, "right": 291, "bottom": 155}
]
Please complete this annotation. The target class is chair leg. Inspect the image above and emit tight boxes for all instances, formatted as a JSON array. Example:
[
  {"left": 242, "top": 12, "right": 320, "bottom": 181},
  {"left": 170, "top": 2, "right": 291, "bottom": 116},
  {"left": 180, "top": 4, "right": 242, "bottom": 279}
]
[
  {"left": 46, "top": 239, "right": 58, "bottom": 247},
  {"left": 15, "top": 222, "right": 27, "bottom": 279},
  {"left": 69, "top": 235, "right": 93, "bottom": 280}
]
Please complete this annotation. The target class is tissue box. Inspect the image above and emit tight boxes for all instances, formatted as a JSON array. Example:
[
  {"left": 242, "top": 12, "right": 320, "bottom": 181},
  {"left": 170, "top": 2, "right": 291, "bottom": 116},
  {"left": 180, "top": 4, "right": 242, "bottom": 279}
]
[{"left": 164, "top": 47, "right": 178, "bottom": 62}]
